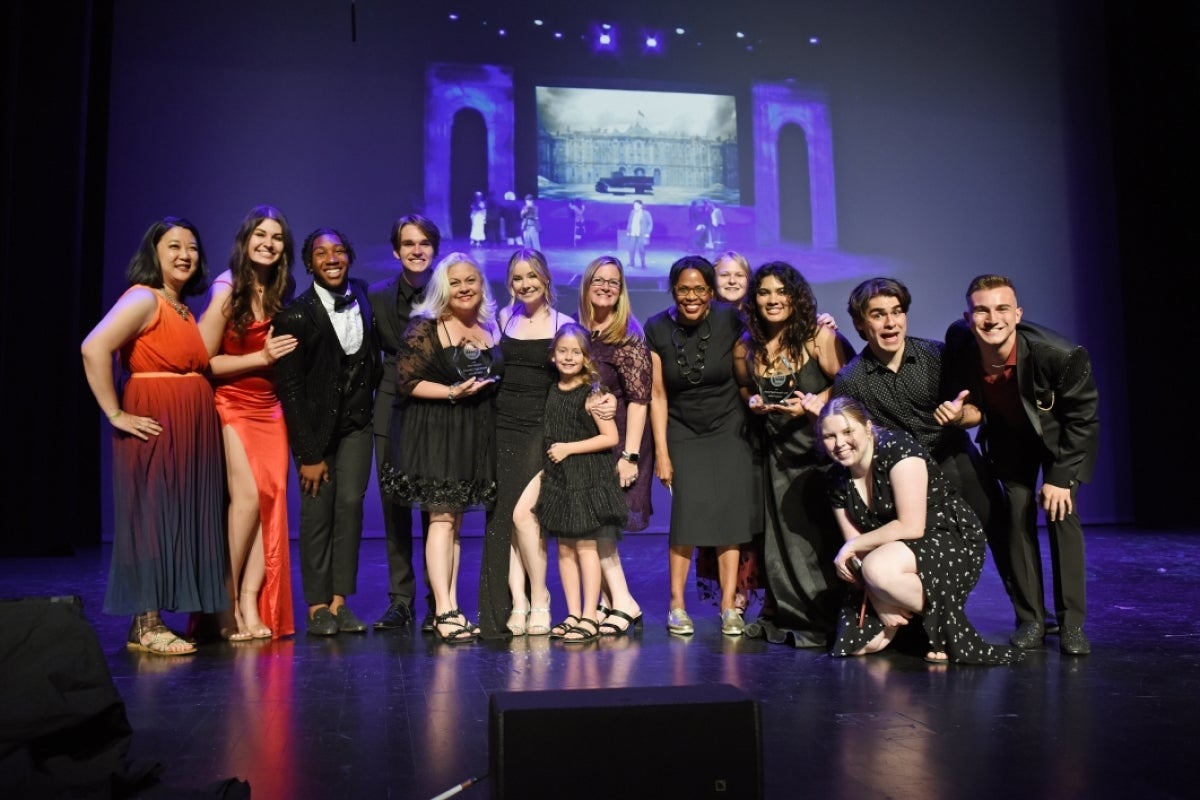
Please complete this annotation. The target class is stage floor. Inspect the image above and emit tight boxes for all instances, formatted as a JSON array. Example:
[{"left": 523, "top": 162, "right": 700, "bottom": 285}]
[{"left": 2, "top": 525, "right": 1197, "bottom": 799}]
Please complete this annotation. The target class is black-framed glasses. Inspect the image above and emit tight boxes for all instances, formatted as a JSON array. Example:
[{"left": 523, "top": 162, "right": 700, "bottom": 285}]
[
  {"left": 591, "top": 278, "right": 622, "bottom": 289},
  {"left": 673, "top": 285, "right": 711, "bottom": 298}
]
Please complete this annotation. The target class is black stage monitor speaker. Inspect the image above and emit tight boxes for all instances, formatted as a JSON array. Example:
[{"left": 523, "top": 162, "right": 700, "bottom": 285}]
[{"left": 489, "top": 683, "right": 762, "bottom": 799}]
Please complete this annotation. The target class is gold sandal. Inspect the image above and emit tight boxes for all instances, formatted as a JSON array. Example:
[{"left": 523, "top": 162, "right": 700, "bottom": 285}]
[{"left": 127, "top": 614, "right": 196, "bottom": 656}]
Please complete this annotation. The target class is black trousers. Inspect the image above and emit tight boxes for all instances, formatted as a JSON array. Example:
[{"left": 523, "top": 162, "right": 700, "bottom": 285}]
[
  {"left": 988, "top": 442, "right": 1087, "bottom": 628},
  {"left": 298, "top": 425, "right": 372, "bottom": 607}
]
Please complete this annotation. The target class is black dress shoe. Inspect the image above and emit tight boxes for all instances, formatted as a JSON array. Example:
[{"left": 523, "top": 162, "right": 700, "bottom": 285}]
[
  {"left": 374, "top": 600, "right": 414, "bottom": 629},
  {"left": 420, "top": 610, "right": 435, "bottom": 633},
  {"left": 307, "top": 607, "right": 339, "bottom": 636},
  {"left": 335, "top": 605, "right": 368, "bottom": 633},
  {"left": 1010, "top": 621, "right": 1045, "bottom": 649},
  {"left": 1059, "top": 625, "right": 1091, "bottom": 655}
]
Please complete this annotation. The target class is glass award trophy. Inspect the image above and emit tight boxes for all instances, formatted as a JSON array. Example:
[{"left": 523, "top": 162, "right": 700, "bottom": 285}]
[
  {"left": 756, "top": 370, "right": 797, "bottom": 406},
  {"left": 453, "top": 339, "right": 494, "bottom": 381}
]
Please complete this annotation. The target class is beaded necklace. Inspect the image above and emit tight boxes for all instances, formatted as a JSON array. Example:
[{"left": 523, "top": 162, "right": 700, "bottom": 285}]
[
  {"left": 157, "top": 289, "right": 189, "bottom": 320},
  {"left": 670, "top": 317, "right": 712, "bottom": 384}
]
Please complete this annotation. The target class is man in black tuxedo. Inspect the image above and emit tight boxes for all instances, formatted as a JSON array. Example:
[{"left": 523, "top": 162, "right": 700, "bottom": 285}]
[
  {"left": 368, "top": 215, "right": 437, "bottom": 631},
  {"left": 937, "top": 275, "right": 1099, "bottom": 655},
  {"left": 273, "top": 228, "right": 381, "bottom": 636}
]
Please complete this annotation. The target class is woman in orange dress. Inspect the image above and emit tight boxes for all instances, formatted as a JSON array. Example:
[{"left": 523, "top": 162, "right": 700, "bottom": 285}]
[
  {"left": 81, "top": 216, "right": 227, "bottom": 655},
  {"left": 198, "top": 205, "right": 298, "bottom": 639}
]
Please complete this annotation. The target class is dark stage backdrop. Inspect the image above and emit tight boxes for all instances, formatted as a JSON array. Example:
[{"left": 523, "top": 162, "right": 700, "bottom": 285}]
[{"left": 7, "top": 1, "right": 1192, "bottom": 551}]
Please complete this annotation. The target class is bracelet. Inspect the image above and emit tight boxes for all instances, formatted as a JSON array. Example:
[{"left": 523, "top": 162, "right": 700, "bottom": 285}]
[
  {"left": 448, "top": 384, "right": 457, "bottom": 404},
  {"left": 107, "top": 409, "right": 122, "bottom": 420},
  {"left": 620, "top": 450, "right": 640, "bottom": 464}
]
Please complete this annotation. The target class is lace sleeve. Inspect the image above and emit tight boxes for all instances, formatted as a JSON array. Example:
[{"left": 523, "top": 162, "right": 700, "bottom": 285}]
[
  {"left": 613, "top": 339, "right": 653, "bottom": 404},
  {"left": 395, "top": 318, "right": 439, "bottom": 397}
]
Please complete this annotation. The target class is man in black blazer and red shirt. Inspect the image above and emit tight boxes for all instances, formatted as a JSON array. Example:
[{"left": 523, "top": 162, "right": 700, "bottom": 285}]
[
  {"left": 273, "top": 228, "right": 382, "bottom": 636},
  {"left": 368, "top": 215, "right": 437, "bottom": 631},
  {"left": 936, "top": 274, "right": 1099, "bottom": 655}
]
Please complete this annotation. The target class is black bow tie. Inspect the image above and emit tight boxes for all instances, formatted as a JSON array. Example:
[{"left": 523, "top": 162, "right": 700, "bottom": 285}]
[{"left": 332, "top": 292, "right": 357, "bottom": 311}]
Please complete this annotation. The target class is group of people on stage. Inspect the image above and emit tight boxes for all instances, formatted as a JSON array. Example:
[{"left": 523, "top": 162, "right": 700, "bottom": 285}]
[{"left": 83, "top": 210, "right": 1099, "bottom": 663}]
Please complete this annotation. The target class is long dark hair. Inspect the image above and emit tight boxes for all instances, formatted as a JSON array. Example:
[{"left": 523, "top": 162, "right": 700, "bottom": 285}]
[
  {"left": 125, "top": 216, "right": 209, "bottom": 297},
  {"left": 227, "top": 205, "right": 296, "bottom": 336},
  {"left": 743, "top": 261, "right": 819, "bottom": 370}
]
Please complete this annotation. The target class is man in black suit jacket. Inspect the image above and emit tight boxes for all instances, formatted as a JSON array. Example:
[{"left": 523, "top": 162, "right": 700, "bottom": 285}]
[
  {"left": 937, "top": 275, "right": 1099, "bottom": 655},
  {"left": 273, "top": 228, "right": 382, "bottom": 636},
  {"left": 368, "top": 215, "right": 437, "bottom": 631}
]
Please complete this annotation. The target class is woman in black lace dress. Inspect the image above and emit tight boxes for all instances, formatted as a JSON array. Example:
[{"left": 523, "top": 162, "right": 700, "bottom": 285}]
[
  {"left": 382, "top": 253, "right": 501, "bottom": 643},
  {"left": 818, "top": 396, "right": 1022, "bottom": 665}
]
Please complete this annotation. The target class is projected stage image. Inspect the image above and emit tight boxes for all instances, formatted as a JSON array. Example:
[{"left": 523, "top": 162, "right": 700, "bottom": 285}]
[{"left": 535, "top": 87, "right": 739, "bottom": 206}]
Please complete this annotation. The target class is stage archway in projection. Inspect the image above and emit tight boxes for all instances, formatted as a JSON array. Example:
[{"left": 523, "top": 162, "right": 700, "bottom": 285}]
[
  {"left": 778, "top": 123, "right": 814, "bottom": 244},
  {"left": 425, "top": 63, "right": 515, "bottom": 238},
  {"left": 752, "top": 83, "right": 838, "bottom": 248}
]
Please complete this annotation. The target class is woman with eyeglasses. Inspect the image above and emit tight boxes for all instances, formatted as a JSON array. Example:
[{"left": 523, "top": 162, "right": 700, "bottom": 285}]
[
  {"left": 574, "top": 255, "right": 652, "bottom": 635},
  {"left": 646, "top": 255, "right": 760, "bottom": 637}
]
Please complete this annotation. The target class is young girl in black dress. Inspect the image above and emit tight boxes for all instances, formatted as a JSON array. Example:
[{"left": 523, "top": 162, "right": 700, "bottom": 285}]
[{"left": 523, "top": 324, "right": 628, "bottom": 643}]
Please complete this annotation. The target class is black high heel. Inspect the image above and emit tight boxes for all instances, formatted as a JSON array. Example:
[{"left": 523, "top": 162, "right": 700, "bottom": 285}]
[
  {"left": 433, "top": 609, "right": 478, "bottom": 644},
  {"left": 597, "top": 608, "right": 643, "bottom": 636}
]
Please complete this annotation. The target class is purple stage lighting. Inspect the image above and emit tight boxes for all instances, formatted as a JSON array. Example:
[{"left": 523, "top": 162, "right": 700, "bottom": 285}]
[
  {"left": 594, "top": 24, "right": 617, "bottom": 52},
  {"left": 646, "top": 35, "right": 658, "bottom": 48}
]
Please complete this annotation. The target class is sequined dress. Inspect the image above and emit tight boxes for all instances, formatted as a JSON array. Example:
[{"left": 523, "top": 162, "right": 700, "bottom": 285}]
[{"left": 477, "top": 332, "right": 556, "bottom": 638}]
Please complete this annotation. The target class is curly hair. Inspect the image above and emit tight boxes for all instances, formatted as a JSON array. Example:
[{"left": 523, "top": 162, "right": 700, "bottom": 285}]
[{"left": 742, "top": 261, "right": 819, "bottom": 370}]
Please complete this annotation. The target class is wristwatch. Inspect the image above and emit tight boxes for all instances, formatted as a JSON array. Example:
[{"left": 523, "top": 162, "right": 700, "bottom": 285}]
[{"left": 620, "top": 451, "right": 640, "bottom": 464}]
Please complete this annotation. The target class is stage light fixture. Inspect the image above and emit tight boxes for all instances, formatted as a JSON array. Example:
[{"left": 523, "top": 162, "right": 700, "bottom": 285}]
[
  {"left": 448, "top": 13, "right": 458, "bottom": 21},
  {"left": 675, "top": 28, "right": 685, "bottom": 35},
  {"left": 599, "top": 33, "right": 611, "bottom": 45},
  {"left": 498, "top": 28, "right": 507, "bottom": 37},
  {"left": 554, "top": 32, "right": 563, "bottom": 39},
  {"left": 736, "top": 31, "right": 746, "bottom": 39},
  {"left": 809, "top": 36, "right": 820, "bottom": 45},
  {"left": 533, "top": 19, "right": 544, "bottom": 26},
  {"left": 646, "top": 35, "right": 658, "bottom": 48}
]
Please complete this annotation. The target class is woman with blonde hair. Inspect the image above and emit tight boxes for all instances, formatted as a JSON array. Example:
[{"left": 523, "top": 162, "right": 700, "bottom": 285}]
[
  {"left": 570, "top": 255, "right": 650, "bottom": 635},
  {"left": 382, "top": 253, "right": 501, "bottom": 643},
  {"left": 478, "top": 248, "right": 573, "bottom": 639}
]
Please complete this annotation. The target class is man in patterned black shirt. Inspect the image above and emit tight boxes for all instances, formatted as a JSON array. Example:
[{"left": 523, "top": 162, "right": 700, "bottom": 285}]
[{"left": 832, "top": 277, "right": 1011, "bottom": 604}]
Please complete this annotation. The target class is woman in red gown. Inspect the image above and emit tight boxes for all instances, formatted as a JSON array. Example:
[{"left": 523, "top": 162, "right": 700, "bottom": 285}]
[{"left": 198, "top": 205, "right": 298, "bottom": 639}]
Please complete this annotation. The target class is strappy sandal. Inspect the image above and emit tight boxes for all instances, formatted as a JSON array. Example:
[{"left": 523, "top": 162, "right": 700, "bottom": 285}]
[
  {"left": 127, "top": 615, "right": 196, "bottom": 656},
  {"left": 506, "top": 608, "right": 530, "bottom": 637},
  {"left": 527, "top": 607, "right": 552, "bottom": 636},
  {"left": 433, "top": 609, "right": 479, "bottom": 644},
  {"left": 240, "top": 591, "right": 273, "bottom": 639},
  {"left": 598, "top": 608, "right": 643, "bottom": 636},
  {"left": 549, "top": 614, "right": 581, "bottom": 639},
  {"left": 561, "top": 617, "right": 601, "bottom": 644}
]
